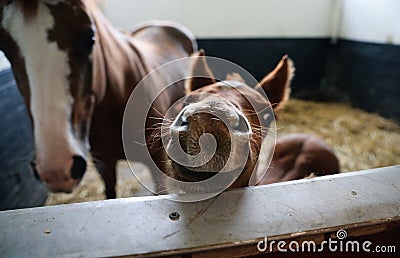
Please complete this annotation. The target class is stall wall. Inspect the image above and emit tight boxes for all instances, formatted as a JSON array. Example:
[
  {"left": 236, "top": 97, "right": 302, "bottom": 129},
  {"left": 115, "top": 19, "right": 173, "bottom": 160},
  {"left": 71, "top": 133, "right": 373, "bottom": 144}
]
[
  {"left": 103, "top": 0, "right": 337, "bottom": 99},
  {"left": 102, "top": 0, "right": 335, "bottom": 39},
  {"left": 331, "top": 0, "right": 400, "bottom": 119},
  {"left": 102, "top": 0, "right": 400, "bottom": 45},
  {"left": 339, "top": 0, "right": 400, "bottom": 44},
  {"left": 1, "top": 1, "right": 398, "bottom": 119},
  {"left": 102, "top": 0, "right": 400, "bottom": 119}
]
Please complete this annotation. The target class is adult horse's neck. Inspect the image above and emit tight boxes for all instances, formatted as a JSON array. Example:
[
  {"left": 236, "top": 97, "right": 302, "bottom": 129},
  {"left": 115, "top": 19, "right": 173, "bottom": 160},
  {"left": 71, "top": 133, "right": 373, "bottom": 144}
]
[{"left": 90, "top": 5, "right": 145, "bottom": 106}]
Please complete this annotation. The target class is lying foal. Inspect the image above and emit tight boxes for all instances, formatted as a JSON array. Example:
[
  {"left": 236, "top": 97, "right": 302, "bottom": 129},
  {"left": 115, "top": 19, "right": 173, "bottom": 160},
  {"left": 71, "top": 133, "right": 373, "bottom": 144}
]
[{"left": 257, "top": 133, "right": 340, "bottom": 185}]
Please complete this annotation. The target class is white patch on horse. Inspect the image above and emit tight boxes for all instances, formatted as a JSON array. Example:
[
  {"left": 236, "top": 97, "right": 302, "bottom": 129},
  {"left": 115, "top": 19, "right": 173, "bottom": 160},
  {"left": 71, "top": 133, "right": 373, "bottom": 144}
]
[{"left": 2, "top": 2, "right": 82, "bottom": 164}]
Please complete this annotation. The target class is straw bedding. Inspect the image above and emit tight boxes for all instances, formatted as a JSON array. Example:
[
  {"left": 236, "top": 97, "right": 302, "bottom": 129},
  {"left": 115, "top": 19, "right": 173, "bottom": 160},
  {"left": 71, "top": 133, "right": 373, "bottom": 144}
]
[{"left": 46, "top": 99, "right": 400, "bottom": 205}]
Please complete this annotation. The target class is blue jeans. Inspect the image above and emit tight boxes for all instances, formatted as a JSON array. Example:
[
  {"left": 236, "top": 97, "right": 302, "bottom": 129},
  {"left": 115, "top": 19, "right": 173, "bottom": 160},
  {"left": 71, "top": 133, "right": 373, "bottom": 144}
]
[{"left": 0, "top": 68, "right": 48, "bottom": 210}]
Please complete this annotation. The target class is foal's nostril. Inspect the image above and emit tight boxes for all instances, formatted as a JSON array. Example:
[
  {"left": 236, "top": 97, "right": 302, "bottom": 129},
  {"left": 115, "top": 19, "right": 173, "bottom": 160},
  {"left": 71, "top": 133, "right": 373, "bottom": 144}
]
[{"left": 70, "top": 155, "right": 87, "bottom": 179}]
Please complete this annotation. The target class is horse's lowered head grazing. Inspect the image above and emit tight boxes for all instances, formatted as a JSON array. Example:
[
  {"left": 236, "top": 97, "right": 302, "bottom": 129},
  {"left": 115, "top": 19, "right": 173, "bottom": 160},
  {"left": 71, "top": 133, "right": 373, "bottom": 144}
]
[
  {"left": 0, "top": 0, "right": 100, "bottom": 192},
  {"left": 162, "top": 50, "right": 294, "bottom": 188}
]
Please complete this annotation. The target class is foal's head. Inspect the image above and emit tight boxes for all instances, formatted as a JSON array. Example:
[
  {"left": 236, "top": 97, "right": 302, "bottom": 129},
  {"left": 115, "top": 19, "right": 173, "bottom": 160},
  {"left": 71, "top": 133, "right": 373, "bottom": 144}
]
[
  {"left": 164, "top": 51, "right": 294, "bottom": 188},
  {"left": 0, "top": 0, "right": 100, "bottom": 192}
]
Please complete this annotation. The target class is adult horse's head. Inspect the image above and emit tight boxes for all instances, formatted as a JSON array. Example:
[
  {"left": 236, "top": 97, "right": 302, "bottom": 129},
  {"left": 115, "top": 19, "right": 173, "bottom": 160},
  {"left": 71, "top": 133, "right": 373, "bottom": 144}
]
[
  {"left": 164, "top": 51, "right": 294, "bottom": 188},
  {"left": 0, "top": 0, "right": 102, "bottom": 192}
]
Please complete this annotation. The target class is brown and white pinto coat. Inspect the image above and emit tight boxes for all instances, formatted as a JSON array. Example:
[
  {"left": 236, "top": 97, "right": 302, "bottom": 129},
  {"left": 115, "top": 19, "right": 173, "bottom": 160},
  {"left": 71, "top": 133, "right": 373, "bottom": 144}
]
[{"left": 0, "top": 0, "right": 196, "bottom": 198}]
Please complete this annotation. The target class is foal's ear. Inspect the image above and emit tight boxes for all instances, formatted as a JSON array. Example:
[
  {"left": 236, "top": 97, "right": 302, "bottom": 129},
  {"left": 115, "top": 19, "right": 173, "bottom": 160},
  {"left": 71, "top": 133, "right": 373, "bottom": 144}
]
[
  {"left": 185, "top": 49, "right": 216, "bottom": 93},
  {"left": 255, "top": 55, "right": 294, "bottom": 110}
]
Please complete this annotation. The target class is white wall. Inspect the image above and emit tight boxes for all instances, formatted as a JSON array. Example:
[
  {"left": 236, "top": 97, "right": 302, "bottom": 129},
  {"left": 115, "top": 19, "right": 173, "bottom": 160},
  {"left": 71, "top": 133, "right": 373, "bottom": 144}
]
[
  {"left": 102, "top": 0, "right": 334, "bottom": 38},
  {"left": 339, "top": 0, "right": 400, "bottom": 45},
  {"left": 102, "top": 0, "right": 400, "bottom": 45},
  {"left": 0, "top": 52, "right": 11, "bottom": 71}
]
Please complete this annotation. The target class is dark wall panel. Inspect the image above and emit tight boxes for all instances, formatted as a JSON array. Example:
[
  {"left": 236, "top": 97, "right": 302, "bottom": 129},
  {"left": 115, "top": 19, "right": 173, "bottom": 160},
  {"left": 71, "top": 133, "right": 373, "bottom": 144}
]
[
  {"left": 198, "top": 38, "right": 331, "bottom": 99},
  {"left": 333, "top": 39, "right": 400, "bottom": 121},
  {"left": 198, "top": 38, "right": 400, "bottom": 121}
]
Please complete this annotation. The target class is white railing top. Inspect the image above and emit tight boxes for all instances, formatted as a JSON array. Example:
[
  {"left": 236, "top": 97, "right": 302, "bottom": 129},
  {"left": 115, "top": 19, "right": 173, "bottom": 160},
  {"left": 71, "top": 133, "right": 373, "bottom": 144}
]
[{"left": 0, "top": 166, "right": 399, "bottom": 257}]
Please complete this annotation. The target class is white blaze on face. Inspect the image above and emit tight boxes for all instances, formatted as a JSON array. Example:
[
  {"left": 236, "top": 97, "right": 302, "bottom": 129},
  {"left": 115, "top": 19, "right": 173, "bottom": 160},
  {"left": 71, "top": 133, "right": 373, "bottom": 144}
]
[{"left": 2, "top": 2, "right": 82, "bottom": 168}]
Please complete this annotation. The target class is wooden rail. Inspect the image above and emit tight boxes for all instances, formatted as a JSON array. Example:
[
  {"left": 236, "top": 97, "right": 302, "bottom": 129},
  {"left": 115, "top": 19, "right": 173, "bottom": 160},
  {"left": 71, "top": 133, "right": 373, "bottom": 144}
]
[{"left": 0, "top": 166, "right": 399, "bottom": 257}]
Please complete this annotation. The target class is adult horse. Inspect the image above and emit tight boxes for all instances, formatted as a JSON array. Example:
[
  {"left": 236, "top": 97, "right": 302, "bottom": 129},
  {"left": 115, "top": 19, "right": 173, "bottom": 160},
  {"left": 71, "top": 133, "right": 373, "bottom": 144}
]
[{"left": 0, "top": 0, "right": 197, "bottom": 198}]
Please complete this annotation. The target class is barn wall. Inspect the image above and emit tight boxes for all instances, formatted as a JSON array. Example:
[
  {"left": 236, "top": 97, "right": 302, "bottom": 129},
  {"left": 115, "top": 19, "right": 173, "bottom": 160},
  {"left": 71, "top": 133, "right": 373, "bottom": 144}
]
[
  {"left": 329, "top": 0, "right": 400, "bottom": 120},
  {"left": 0, "top": 52, "right": 11, "bottom": 71},
  {"left": 101, "top": 0, "right": 335, "bottom": 38},
  {"left": 102, "top": 0, "right": 336, "bottom": 101},
  {"left": 101, "top": 0, "right": 400, "bottom": 48},
  {"left": 339, "top": 0, "right": 400, "bottom": 45},
  {"left": 102, "top": 0, "right": 400, "bottom": 120},
  {"left": 0, "top": 1, "right": 398, "bottom": 119}
]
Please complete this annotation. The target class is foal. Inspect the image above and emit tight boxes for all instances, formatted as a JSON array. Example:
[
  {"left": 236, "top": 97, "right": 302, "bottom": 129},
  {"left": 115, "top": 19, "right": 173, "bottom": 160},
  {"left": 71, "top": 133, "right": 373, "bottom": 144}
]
[
  {"left": 257, "top": 133, "right": 340, "bottom": 185},
  {"left": 157, "top": 50, "right": 294, "bottom": 190},
  {"left": 157, "top": 51, "right": 339, "bottom": 192}
]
